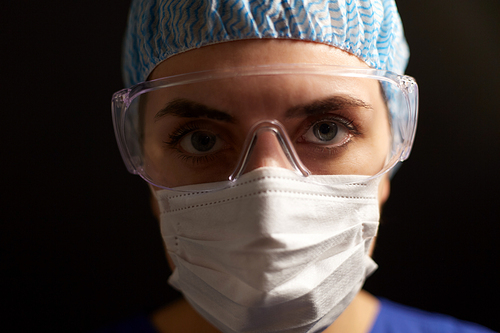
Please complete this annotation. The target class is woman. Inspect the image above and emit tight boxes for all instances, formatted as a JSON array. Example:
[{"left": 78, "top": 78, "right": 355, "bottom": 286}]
[{"left": 109, "top": 0, "right": 493, "bottom": 332}]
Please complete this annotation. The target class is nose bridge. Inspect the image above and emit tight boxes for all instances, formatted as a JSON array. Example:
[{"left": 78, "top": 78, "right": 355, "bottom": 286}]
[
  {"left": 229, "top": 121, "right": 310, "bottom": 181},
  {"left": 248, "top": 129, "right": 290, "bottom": 170}
]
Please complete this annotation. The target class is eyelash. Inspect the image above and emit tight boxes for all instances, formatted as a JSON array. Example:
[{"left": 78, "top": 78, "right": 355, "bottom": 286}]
[
  {"left": 295, "top": 114, "right": 361, "bottom": 156},
  {"left": 176, "top": 153, "right": 218, "bottom": 165},
  {"left": 163, "top": 114, "right": 361, "bottom": 164},
  {"left": 163, "top": 122, "right": 225, "bottom": 165},
  {"left": 163, "top": 122, "right": 202, "bottom": 147},
  {"left": 305, "top": 115, "right": 360, "bottom": 135}
]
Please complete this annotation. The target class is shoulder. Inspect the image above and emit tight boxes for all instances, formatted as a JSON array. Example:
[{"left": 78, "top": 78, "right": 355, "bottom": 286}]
[
  {"left": 370, "top": 298, "right": 496, "bottom": 333},
  {"left": 90, "top": 314, "right": 158, "bottom": 333}
]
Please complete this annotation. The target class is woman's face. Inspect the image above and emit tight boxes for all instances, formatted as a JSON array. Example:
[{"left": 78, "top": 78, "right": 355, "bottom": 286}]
[{"left": 142, "top": 39, "right": 391, "bottom": 197}]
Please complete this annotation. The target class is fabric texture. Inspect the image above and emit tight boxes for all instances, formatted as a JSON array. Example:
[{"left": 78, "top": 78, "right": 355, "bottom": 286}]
[
  {"left": 157, "top": 167, "right": 381, "bottom": 332},
  {"left": 90, "top": 299, "right": 496, "bottom": 332},
  {"left": 370, "top": 298, "right": 496, "bottom": 333},
  {"left": 122, "top": 0, "right": 409, "bottom": 87},
  {"left": 90, "top": 314, "right": 157, "bottom": 333}
]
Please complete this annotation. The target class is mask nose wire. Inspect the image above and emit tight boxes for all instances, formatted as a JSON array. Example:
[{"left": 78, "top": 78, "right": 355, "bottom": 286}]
[{"left": 229, "top": 120, "right": 311, "bottom": 181}]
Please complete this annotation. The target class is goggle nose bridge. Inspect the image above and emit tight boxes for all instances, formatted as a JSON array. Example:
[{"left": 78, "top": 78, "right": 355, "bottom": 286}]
[{"left": 228, "top": 120, "right": 311, "bottom": 181}]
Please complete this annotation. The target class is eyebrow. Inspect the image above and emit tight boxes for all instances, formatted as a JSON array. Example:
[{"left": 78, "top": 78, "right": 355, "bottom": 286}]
[
  {"left": 285, "top": 96, "right": 373, "bottom": 118},
  {"left": 154, "top": 98, "right": 235, "bottom": 123},
  {"left": 154, "top": 95, "right": 372, "bottom": 122}
]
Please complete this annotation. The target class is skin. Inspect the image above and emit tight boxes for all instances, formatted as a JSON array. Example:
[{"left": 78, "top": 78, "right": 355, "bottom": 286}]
[
  {"left": 142, "top": 40, "right": 392, "bottom": 187},
  {"left": 146, "top": 39, "right": 391, "bottom": 333}
]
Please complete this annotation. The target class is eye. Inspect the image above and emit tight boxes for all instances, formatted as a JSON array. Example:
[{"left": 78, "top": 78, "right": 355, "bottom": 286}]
[
  {"left": 302, "top": 120, "right": 352, "bottom": 146},
  {"left": 179, "top": 130, "right": 224, "bottom": 154}
]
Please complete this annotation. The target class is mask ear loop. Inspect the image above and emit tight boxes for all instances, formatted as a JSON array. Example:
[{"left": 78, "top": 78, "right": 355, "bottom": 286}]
[{"left": 229, "top": 120, "right": 311, "bottom": 181}]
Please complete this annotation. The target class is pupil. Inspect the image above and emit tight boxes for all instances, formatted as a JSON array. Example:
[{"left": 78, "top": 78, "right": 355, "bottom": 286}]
[
  {"left": 314, "top": 122, "right": 338, "bottom": 141},
  {"left": 191, "top": 131, "right": 216, "bottom": 152}
]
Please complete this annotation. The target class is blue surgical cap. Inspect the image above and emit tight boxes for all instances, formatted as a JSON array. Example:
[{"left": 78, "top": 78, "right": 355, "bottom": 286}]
[{"left": 122, "top": 0, "right": 409, "bottom": 88}]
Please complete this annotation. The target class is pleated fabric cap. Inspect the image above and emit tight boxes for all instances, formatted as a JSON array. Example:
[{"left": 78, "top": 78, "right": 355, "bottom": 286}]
[{"left": 122, "top": 0, "right": 409, "bottom": 88}]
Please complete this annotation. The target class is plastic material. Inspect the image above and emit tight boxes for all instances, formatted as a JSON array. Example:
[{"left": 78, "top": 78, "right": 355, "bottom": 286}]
[{"left": 112, "top": 64, "right": 418, "bottom": 191}]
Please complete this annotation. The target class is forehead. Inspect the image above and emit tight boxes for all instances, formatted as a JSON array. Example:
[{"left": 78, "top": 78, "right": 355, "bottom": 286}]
[
  {"left": 145, "top": 40, "right": 383, "bottom": 121},
  {"left": 145, "top": 74, "right": 382, "bottom": 123},
  {"left": 149, "top": 39, "right": 371, "bottom": 78}
]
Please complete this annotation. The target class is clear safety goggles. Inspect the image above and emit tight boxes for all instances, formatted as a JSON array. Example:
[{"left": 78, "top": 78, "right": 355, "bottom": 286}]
[{"left": 112, "top": 64, "right": 418, "bottom": 191}]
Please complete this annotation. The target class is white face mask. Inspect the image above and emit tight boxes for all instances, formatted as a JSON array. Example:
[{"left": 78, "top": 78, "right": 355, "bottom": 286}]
[{"left": 155, "top": 167, "right": 381, "bottom": 333}]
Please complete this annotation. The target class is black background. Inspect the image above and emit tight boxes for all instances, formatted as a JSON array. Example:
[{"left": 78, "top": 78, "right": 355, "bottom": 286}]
[{"left": 2, "top": 1, "right": 499, "bottom": 332}]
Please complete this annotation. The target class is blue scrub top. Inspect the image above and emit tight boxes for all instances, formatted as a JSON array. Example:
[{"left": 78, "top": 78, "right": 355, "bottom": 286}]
[
  {"left": 370, "top": 298, "right": 495, "bottom": 333},
  {"left": 92, "top": 298, "right": 496, "bottom": 333}
]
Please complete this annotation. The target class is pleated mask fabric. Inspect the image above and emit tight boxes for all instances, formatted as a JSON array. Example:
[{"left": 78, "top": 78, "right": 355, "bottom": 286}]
[{"left": 155, "top": 167, "right": 381, "bottom": 332}]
